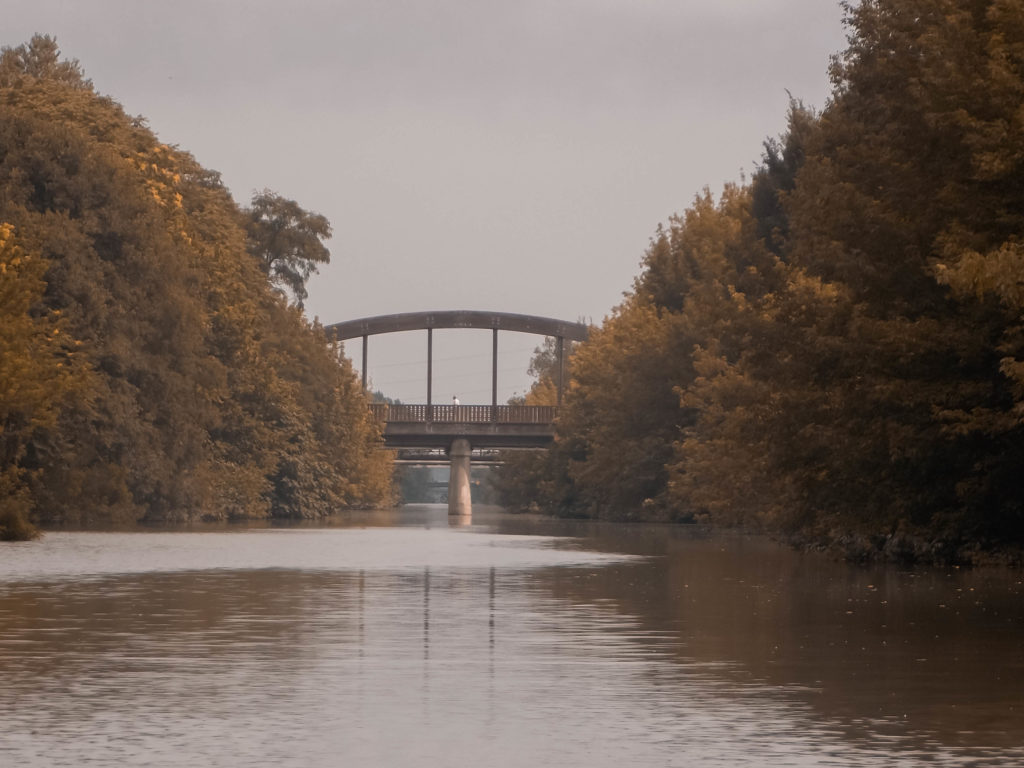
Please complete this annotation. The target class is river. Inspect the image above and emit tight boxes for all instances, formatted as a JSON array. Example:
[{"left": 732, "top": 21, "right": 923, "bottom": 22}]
[{"left": 0, "top": 505, "right": 1021, "bottom": 767}]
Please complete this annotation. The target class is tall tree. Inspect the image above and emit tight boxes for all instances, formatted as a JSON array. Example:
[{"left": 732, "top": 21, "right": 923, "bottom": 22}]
[
  {"left": 0, "top": 34, "right": 90, "bottom": 90},
  {"left": 0, "top": 37, "right": 392, "bottom": 527},
  {"left": 0, "top": 225, "right": 85, "bottom": 538},
  {"left": 244, "top": 190, "right": 331, "bottom": 307},
  {"left": 497, "top": 1, "right": 1024, "bottom": 560},
  {"left": 771, "top": 0, "right": 1024, "bottom": 550}
]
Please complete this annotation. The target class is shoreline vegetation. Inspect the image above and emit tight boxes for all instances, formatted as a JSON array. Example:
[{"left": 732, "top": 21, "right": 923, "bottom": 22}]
[
  {"left": 6, "top": 4, "right": 1024, "bottom": 568},
  {"left": 0, "top": 36, "right": 393, "bottom": 541},
  {"left": 494, "top": 1, "right": 1024, "bottom": 567}
]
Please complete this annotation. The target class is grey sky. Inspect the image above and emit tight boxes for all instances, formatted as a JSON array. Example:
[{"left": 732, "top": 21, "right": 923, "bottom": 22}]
[{"left": 7, "top": 0, "right": 847, "bottom": 403}]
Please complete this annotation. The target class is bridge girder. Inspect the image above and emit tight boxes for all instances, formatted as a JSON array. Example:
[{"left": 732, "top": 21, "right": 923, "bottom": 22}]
[{"left": 380, "top": 422, "right": 554, "bottom": 449}]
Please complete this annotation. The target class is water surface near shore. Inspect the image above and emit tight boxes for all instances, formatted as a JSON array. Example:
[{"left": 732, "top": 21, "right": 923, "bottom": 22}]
[{"left": 1, "top": 506, "right": 1021, "bottom": 767}]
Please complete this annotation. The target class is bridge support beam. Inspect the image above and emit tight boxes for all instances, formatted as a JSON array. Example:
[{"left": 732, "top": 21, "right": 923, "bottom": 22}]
[{"left": 447, "top": 438, "right": 472, "bottom": 517}]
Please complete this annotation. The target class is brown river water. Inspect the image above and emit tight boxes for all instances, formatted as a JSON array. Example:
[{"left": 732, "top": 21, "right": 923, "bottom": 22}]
[{"left": 0, "top": 505, "right": 1021, "bottom": 767}]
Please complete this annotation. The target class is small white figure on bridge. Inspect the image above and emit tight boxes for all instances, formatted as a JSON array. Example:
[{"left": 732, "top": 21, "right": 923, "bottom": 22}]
[{"left": 452, "top": 395, "right": 460, "bottom": 406}]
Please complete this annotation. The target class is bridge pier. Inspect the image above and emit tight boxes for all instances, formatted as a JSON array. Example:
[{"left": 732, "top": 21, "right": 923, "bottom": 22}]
[{"left": 447, "top": 438, "right": 473, "bottom": 517}]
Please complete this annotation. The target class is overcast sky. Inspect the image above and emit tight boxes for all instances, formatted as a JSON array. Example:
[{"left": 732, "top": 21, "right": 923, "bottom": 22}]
[{"left": 7, "top": 0, "right": 848, "bottom": 403}]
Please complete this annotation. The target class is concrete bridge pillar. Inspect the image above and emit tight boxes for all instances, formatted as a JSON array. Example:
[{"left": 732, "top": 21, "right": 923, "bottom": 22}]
[{"left": 447, "top": 438, "right": 472, "bottom": 517}]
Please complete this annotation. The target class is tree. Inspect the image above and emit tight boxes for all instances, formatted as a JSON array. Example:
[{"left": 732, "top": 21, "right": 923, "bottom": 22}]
[
  {"left": 244, "top": 190, "right": 331, "bottom": 307},
  {"left": 668, "top": 0, "right": 1024, "bottom": 557},
  {"left": 0, "top": 37, "right": 392, "bottom": 528},
  {"left": 0, "top": 34, "right": 90, "bottom": 89},
  {"left": 492, "top": 1, "right": 1024, "bottom": 560},
  {"left": 768, "top": 0, "right": 1024, "bottom": 552},
  {"left": 0, "top": 225, "right": 84, "bottom": 538}
]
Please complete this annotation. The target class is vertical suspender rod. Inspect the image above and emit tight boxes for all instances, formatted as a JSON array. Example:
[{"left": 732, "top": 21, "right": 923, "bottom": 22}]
[
  {"left": 426, "top": 327, "right": 433, "bottom": 421},
  {"left": 361, "top": 335, "right": 368, "bottom": 390},
  {"left": 557, "top": 336, "right": 565, "bottom": 406},
  {"left": 492, "top": 328, "right": 499, "bottom": 421}
]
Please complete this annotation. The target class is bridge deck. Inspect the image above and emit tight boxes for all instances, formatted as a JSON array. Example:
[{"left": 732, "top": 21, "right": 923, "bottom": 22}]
[{"left": 370, "top": 404, "right": 556, "bottom": 449}]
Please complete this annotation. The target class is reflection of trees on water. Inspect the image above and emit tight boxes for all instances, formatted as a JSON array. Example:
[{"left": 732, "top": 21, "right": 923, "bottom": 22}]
[
  {"left": 486, "top": 516, "right": 1024, "bottom": 755},
  {"left": 1, "top": 523, "right": 1022, "bottom": 763}
]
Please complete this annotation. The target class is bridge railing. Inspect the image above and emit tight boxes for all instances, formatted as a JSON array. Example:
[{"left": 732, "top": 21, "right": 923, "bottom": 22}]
[{"left": 370, "top": 403, "right": 558, "bottom": 425}]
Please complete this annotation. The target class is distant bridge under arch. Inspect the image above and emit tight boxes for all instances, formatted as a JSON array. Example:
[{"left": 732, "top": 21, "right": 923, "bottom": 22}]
[{"left": 327, "top": 310, "right": 590, "bottom": 515}]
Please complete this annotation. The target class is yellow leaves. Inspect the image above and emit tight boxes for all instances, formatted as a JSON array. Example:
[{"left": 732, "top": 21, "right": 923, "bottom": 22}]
[
  {"left": 524, "top": 377, "right": 557, "bottom": 407},
  {"left": 0, "top": 224, "right": 23, "bottom": 273},
  {"left": 0, "top": 229, "right": 85, "bottom": 451},
  {"left": 128, "top": 147, "right": 198, "bottom": 250},
  {"left": 0, "top": 226, "right": 39, "bottom": 291},
  {"left": 128, "top": 143, "right": 190, "bottom": 215},
  {"left": 0, "top": 62, "right": 401, "bottom": 522},
  {"left": 935, "top": 236, "right": 1024, "bottom": 309},
  {"left": 999, "top": 356, "right": 1024, "bottom": 388},
  {"left": 725, "top": 284, "right": 750, "bottom": 313},
  {"left": 689, "top": 345, "right": 731, "bottom": 380}
]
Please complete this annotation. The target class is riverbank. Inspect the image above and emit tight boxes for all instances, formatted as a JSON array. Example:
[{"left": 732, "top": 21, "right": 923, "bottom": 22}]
[
  {"left": 510, "top": 499, "right": 1024, "bottom": 568},
  {"left": 787, "top": 526, "right": 1024, "bottom": 568},
  {"left": 0, "top": 508, "right": 39, "bottom": 542}
]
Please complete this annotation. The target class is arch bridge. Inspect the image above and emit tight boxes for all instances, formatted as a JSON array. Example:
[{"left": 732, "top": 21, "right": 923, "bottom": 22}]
[{"left": 327, "top": 310, "right": 589, "bottom": 515}]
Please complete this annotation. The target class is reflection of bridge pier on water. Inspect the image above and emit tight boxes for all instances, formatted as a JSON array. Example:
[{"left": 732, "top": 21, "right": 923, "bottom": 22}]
[
  {"left": 327, "top": 310, "right": 589, "bottom": 517},
  {"left": 419, "top": 565, "right": 499, "bottom": 717}
]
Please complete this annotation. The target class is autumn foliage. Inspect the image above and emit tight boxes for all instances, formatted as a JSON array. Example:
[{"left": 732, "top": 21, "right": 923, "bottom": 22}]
[
  {"left": 0, "top": 36, "right": 392, "bottom": 537},
  {"left": 496, "top": 1, "right": 1024, "bottom": 562}
]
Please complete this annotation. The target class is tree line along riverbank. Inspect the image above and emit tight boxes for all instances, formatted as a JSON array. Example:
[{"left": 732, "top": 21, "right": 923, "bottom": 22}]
[
  {"left": 0, "top": 36, "right": 393, "bottom": 540},
  {"left": 493, "top": 1, "right": 1024, "bottom": 565}
]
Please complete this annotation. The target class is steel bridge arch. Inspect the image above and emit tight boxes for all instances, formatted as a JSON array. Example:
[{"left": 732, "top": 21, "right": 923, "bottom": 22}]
[
  {"left": 326, "top": 310, "right": 589, "bottom": 406},
  {"left": 326, "top": 310, "right": 589, "bottom": 342}
]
